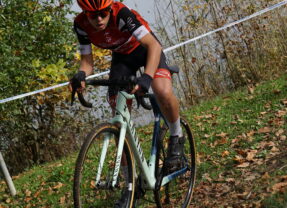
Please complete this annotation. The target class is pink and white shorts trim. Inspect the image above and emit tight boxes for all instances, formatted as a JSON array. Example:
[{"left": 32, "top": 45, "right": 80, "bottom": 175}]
[{"left": 154, "top": 68, "right": 172, "bottom": 80}]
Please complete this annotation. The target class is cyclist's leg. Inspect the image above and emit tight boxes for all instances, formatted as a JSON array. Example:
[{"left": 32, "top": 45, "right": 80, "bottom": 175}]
[
  {"left": 152, "top": 73, "right": 185, "bottom": 168},
  {"left": 151, "top": 53, "right": 185, "bottom": 172},
  {"left": 108, "top": 53, "right": 137, "bottom": 113},
  {"left": 151, "top": 74, "right": 179, "bottom": 124}
]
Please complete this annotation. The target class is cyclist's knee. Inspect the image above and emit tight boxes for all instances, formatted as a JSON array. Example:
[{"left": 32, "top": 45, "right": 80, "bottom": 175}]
[
  {"left": 154, "top": 86, "right": 174, "bottom": 103},
  {"left": 152, "top": 79, "right": 173, "bottom": 97}
]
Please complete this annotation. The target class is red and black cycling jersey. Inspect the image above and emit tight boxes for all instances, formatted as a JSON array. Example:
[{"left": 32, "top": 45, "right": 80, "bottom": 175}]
[{"left": 74, "top": 2, "right": 151, "bottom": 54}]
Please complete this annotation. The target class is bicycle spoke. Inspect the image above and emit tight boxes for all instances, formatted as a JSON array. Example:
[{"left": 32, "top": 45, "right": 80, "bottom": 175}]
[
  {"left": 73, "top": 123, "right": 135, "bottom": 208},
  {"left": 154, "top": 117, "right": 196, "bottom": 208}
]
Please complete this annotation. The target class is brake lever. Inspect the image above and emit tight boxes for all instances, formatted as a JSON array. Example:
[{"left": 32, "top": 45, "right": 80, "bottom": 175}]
[
  {"left": 70, "top": 78, "right": 92, "bottom": 108},
  {"left": 77, "top": 91, "right": 93, "bottom": 108},
  {"left": 134, "top": 93, "right": 141, "bottom": 109},
  {"left": 71, "top": 89, "right": 76, "bottom": 106}
]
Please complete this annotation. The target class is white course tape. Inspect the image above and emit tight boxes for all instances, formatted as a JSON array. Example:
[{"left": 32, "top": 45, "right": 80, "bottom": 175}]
[
  {"left": 164, "top": 0, "right": 287, "bottom": 53},
  {"left": 1, "top": 0, "right": 286, "bottom": 104}
]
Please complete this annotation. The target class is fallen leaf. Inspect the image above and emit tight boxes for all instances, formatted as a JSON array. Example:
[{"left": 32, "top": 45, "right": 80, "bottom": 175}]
[
  {"left": 25, "top": 189, "right": 31, "bottom": 197},
  {"left": 5, "top": 198, "right": 11, "bottom": 203},
  {"left": 204, "top": 134, "right": 210, "bottom": 138},
  {"left": 196, "top": 122, "right": 203, "bottom": 127},
  {"left": 258, "top": 127, "right": 271, "bottom": 133},
  {"left": 236, "top": 149, "right": 246, "bottom": 157},
  {"left": 260, "top": 111, "right": 267, "bottom": 115},
  {"left": 272, "top": 182, "right": 287, "bottom": 192},
  {"left": 33, "top": 190, "right": 41, "bottom": 198},
  {"left": 232, "top": 138, "right": 239, "bottom": 144},
  {"left": 246, "top": 150, "right": 257, "bottom": 161},
  {"left": 237, "top": 162, "right": 250, "bottom": 168},
  {"left": 204, "top": 114, "right": 213, "bottom": 119},
  {"left": 247, "top": 85, "right": 255, "bottom": 94},
  {"left": 60, "top": 196, "right": 66, "bottom": 204},
  {"left": 237, "top": 191, "right": 249, "bottom": 199},
  {"left": 24, "top": 197, "right": 32, "bottom": 202},
  {"left": 202, "top": 173, "right": 212, "bottom": 182},
  {"left": 275, "top": 129, "right": 284, "bottom": 136},
  {"left": 216, "top": 132, "right": 228, "bottom": 138},
  {"left": 281, "top": 99, "right": 287, "bottom": 106},
  {"left": 247, "top": 130, "right": 255, "bottom": 137},
  {"left": 273, "top": 89, "right": 281, "bottom": 95},
  {"left": 276, "top": 110, "right": 286, "bottom": 117},
  {"left": 222, "top": 150, "right": 230, "bottom": 157},
  {"left": 53, "top": 182, "right": 63, "bottom": 190},
  {"left": 90, "top": 180, "right": 96, "bottom": 188},
  {"left": 225, "top": 178, "right": 235, "bottom": 183},
  {"left": 245, "top": 175, "right": 257, "bottom": 181},
  {"left": 271, "top": 146, "right": 279, "bottom": 152},
  {"left": 214, "top": 137, "right": 228, "bottom": 146},
  {"left": 48, "top": 187, "right": 53, "bottom": 195},
  {"left": 262, "top": 172, "right": 270, "bottom": 180},
  {"left": 212, "top": 106, "right": 221, "bottom": 111}
]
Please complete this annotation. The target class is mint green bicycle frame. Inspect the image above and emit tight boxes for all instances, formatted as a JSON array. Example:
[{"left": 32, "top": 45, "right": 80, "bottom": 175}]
[{"left": 95, "top": 91, "right": 188, "bottom": 190}]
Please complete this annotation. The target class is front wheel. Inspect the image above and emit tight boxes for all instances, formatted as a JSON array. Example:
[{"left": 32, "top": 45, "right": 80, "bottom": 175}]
[
  {"left": 154, "top": 117, "right": 196, "bottom": 208},
  {"left": 73, "top": 123, "right": 135, "bottom": 208}
]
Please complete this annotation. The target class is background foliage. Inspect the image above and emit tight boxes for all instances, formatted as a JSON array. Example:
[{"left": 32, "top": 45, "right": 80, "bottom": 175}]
[
  {"left": 154, "top": 0, "right": 287, "bottom": 106},
  {"left": 0, "top": 0, "right": 113, "bottom": 174},
  {"left": 0, "top": 0, "right": 81, "bottom": 173}
]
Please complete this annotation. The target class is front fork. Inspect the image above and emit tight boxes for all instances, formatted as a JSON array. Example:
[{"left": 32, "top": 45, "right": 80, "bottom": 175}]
[{"left": 95, "top": 122, "right": 127, "bottom": 189}]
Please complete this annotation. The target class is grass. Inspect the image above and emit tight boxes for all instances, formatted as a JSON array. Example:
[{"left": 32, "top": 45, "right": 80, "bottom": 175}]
[
  {"left": 0, "top": 75, "right": 287, "bottom": 207},
  {"left": 184, "top": 74, "right": 287, "bottom": 207}
]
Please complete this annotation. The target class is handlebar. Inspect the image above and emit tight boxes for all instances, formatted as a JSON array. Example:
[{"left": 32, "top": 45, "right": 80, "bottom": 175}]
[{"left": 71, "top": 76, "right": 152, "bottom": 110}]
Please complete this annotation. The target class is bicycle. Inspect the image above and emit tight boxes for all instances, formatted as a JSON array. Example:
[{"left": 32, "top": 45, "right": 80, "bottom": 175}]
[{"left": 72, "top": 75, "right": 196, "bottom": 208}]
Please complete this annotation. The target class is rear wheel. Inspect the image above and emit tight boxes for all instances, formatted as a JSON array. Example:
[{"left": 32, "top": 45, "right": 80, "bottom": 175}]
[
  {"left": 154, "top": 117, "right": 196, "bottom": 208},
  {"left": 73, "top": 123, "right": 135, "bottom": 208}
]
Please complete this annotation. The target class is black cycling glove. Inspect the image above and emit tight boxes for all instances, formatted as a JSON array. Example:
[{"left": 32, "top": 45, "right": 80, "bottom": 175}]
[
  {"left": 70, "top": 71, "right": 86, "bottom": 90},
  {"left": 137, "top": 73, "right": 153, "bottom": 93}
]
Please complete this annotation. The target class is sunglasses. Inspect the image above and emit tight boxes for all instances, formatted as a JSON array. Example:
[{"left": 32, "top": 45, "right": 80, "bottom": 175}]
[{"left": 85, "top": 7, "right": 111, "bottom": 19}]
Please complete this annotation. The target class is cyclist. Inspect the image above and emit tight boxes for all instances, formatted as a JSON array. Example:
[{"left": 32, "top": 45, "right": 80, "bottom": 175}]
[{"left": 70, "top": 0, "right": 184, "bottom": 190}]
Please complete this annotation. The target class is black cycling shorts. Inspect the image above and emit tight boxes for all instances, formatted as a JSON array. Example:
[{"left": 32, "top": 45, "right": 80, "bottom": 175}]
[{"left": 108, "top": 44, "right": 170, "bottom": 97}]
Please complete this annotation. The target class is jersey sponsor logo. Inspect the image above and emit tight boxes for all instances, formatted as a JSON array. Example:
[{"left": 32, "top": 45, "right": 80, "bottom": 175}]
[
  {"left": 133, "top": 25, "right": 149, "bottom": 40},
  {"left": 113, "top": 36, "right": 133, "bottom": 51},
  {"left": 127, "top": 17, "right": 136, "bottom": 31},
  {"left": 118, "top": 18, "right": 126, "bottom": 30},
  {"left": 104, "top": 31, "right": 112, "bottom": 43}
]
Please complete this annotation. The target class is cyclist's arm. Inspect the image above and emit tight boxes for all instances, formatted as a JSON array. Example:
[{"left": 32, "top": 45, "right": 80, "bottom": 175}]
[
  {"left": 116, "top": 7, "right": 162, "bottom": 77},
  {"left": 138, "top": 33, "right": 162, "bottom": 78},
  {"left": 69, "top": 21, "right": 94, "bottom": 91},
  {"left": 74, "top": 21, "right": 94, "bottom": 76},
  {"left": 79, "top": 53, "right": 94, "bottom": 76}
]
